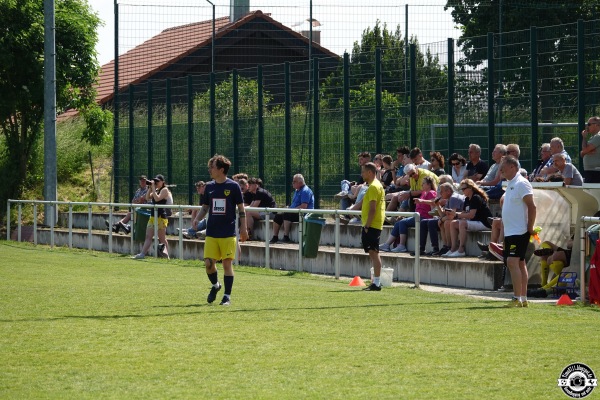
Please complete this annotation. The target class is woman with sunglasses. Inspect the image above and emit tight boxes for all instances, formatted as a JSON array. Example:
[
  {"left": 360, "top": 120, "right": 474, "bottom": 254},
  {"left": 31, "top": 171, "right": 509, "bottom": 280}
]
[
  {"left": 448, "top": 153, "right": 468, "bottom": 183},
  {"left": 134, "top": 174, "right": 173, "bottom": 259},
  {"left": 442, "top": 178, "right": 492, "bottom": 257},
  {"left": 379, "top": 176, "right": 437, "bottom": 253},
  {"left": 429, "top": 151, "right": 446, "bottom": 177}
]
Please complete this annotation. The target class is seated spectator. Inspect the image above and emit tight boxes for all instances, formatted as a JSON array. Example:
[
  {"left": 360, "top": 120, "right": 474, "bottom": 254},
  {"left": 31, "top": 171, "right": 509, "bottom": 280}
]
[
  {"left": 392, "top": 146, "right": 411, "bottom": 177},
  {"left": 429, "top": 151, "right": 446, "bottom": 176},
  {"left": 373, "top": 154, "right": 384, "bottom": 179},
  {"left": 380, "top": 155, "right": 395, "bottom": 190},
  {"left": 477, "top": 144, "right": 507, "bottom": 200},
  {"left": 424, "top": 181, "right": 466, "bottom": 256},
  {"left": 466, "top": 143, "right": 489, "bottom": 181},
  {"left": 448, "top": 153, "right": 468, "bottom": 183},
  {"left": 409, "top": 147, "right": 430, "bottom": 170},
  {"left": 385, "top": 164, "right": 439, "bottom": 223},
  {"left": 379, "top": 176, "right": 437, "bottom": 253},
  {"left": 529, "top": 143, "right": 551, "bottom": 181},
  {"left": 552, "top": 153, "right": 583, "bottom": 186},
  {"left": 246, "top": 177, "right": 277, "bottom": 237},
  {"left": 442, "top": 178, "right": 493, "bottom": 257},
  {"left": 528, "top": 237, "right": 573, "bottom": 297},
  {"left": 270, "top": 174, "right": 314, "bottom": 244},
  {"left": 539, "top": 137, "right": 572, "bottom": 177},
  {"left": 506, "top": 143, "right": 528, "bottom": 177},
  {"left": 106, "top": 175, "right": 148, "bottom": 234},
  {"left": 177, "top": 180, "right": 208, "bottom": 239},
  {"left": 336, "top": 152, "right": 371, "bottom": 210}
]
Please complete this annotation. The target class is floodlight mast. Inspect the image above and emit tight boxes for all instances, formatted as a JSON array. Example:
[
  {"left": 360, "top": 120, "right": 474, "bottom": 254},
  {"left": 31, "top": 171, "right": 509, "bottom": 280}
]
[{"left": 205, "top": 0, "right": 215, "bottom": 73}]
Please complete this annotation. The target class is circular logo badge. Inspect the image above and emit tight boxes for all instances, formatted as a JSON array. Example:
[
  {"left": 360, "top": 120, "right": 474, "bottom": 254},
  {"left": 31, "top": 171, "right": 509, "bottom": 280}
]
[{"left": 557, "top": 363, "right": 597, "bottom": 398}]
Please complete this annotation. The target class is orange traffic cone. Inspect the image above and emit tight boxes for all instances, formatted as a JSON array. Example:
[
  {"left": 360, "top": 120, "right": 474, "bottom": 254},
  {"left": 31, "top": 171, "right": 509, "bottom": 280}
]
[
  {"left": 349, "top": 276, "right": 366, "bottom": 287},
  {"left": 556, "top": 294, "right": 574, "bottom": 306}
]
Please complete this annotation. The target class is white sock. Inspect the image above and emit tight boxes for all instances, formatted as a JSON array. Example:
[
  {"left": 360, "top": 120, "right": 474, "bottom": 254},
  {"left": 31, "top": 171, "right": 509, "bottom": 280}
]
[
  {"left": 374, "top": 277, "right": 381, "bottom": 286},
  {"left": 520, "top": 296, "right": 527, "bottom": 302}
]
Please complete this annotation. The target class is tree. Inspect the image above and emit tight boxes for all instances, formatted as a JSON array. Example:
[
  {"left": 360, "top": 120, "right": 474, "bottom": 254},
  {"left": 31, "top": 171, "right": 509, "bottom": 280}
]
[
  {"left": 0, "top": 0, "right": 109, "bottom": 214},
  {"left": 445, "top": 0, "right": 600, "bottom": 126}
]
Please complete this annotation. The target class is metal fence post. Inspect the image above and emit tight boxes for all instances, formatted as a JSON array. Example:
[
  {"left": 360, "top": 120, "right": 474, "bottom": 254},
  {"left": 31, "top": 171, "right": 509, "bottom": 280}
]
[
  {"left": 409, "top": 44, "right": 417, "bottom": 148},
  {"left": 447, "top": 38, "right": 455, "bottom": 156},
  {"left": 233, "top": 69, "right": 239, "bottom": 173},
  {"left": 343, "top": 53, "right": 350, "bottom": 181},
  {"left": 257, "top": 65, "right": 264, "bottom": 179},
  {"left": 188, "top": 75, "right": 194, "bottom": 204},
  {"left": 530, "top": 26, "right": 538, "bottom": 173},
  {"left": 128, "top": 84, "right": 135, "bottom": 201},
  {"left": 210, "top": 72, "right": 216, "bottom": 156},
  {"left": 375, "top": 48, "right": 382, "bottom": 154},
  {"left": 487, "top": 32, "right": 496, "bottom": 147},
  {"left": 313, "top": 57, "right": 320, "bottom": 208},
  {"left": 284, "top": 62, "right": 292, "bottom": 207},
  {"left": 166, "top": 78, "right": 173, "bottom": 181},
  {"left": 577, "top": 19, "right": 586, "bottom": 171},
  {"left": 148, "top": 80, "right": 153, "bottom": 175}
]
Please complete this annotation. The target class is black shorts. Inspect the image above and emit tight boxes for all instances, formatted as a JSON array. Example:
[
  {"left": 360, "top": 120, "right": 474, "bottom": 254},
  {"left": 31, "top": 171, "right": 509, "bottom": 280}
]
[
  {"left": 273, "top": 212, "right": 299, "bottom": 226},
  {"left": 362, "top": 227, "right": 382, "bottom": 253},
  {"left": 503, "top": 231, "right": 530, "bottom": 261}
]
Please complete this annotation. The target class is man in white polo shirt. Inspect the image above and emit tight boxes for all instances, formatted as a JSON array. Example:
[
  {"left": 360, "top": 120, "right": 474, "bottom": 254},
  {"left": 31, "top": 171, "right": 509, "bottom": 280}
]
[{"left": 500, "top": 156, "right": 537, "bottom": 308}]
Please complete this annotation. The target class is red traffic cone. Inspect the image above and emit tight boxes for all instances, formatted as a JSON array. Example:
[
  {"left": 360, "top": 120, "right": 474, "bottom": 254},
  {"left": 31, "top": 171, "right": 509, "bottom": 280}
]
[
  {"left": 349, "top": 276, "right": 366, "bottom": 287},
  {"left": 556, "top": 294, "right": 574, "bottom": 306}
]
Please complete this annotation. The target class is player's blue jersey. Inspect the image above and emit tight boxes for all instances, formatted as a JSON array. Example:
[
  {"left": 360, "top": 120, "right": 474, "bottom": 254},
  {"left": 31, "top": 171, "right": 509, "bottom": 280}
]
[{"left": 202, "top": 178, "right": 244, "bottom": 238}]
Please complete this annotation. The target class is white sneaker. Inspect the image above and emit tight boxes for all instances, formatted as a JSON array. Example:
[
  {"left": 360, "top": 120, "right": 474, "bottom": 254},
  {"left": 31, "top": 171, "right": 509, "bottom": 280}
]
[
  {"left": 391, "top": 244, "right": 408, "bottom": 253},
  {"left": 441, "top": 250, "right": 455, "bottom": 257},
  {"left": 196, "top": 230, "right": 206, "bottom": 239},
  {"left": 447, "top": 250, "right": 466, "bottom": 258},
  {"left": 379, "top": 243, "right": 391, "bottom": 252},
  {"left": 348, "top": 217, "right": 361, "bottom": 225},
  {"left": 132, "top": 253, "right": 145, "bottom": 259}
]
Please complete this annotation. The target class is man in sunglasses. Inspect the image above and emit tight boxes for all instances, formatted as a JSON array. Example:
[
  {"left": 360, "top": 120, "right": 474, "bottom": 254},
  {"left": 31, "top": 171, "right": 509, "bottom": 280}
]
[{"left": 580, "top": 116, "right": 600, "bottom": 183}]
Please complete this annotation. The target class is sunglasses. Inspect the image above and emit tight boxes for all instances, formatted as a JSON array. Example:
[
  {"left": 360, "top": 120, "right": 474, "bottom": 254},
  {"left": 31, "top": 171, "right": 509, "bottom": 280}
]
[
  {"left": 460, "top": 186, "right": 469, "bottom": 190},
  {"left": 451, "top": 162, "right": 460, "bottom": 166}
]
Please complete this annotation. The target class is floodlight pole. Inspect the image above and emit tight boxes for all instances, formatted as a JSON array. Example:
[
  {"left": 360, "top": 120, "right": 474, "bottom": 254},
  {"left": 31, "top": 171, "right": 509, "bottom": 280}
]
[
  {"left": 43, "top": 0, "right": 57, "bottom": 226},
  {"left": 205, "top": 0, "right": 215, "bottom": 73}
]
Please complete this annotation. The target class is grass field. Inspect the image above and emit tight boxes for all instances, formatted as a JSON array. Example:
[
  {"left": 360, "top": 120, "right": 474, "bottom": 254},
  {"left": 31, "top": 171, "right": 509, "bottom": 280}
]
[{"left": 1, "top": 241, "right": 599, "bottom": 399}]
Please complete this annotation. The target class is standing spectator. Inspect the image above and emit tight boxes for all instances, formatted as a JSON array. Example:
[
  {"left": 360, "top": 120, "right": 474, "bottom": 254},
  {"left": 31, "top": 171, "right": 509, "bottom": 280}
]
[
  {"left": 529, "top": 143, "right": 551, "bottom": 181},
  {"left": 194, "top": 155, "right": 248, "bottom": 306},
  {"left": 429, "top": 151, "right": 446, "bottom": 176},
  {"left": 466, "top": 144, "right": 489, "bottom": 181},
  {"left": 133, "top": 174, "right": 172, "bottom": 259},
  {"left": 379, "top": 176, "right": 437, "bottom": 253},
  {"left": 448, "top": 153, "right": 468, "bottom": 183},
  {"left": 553, "top": 153, "right": 583, "bottom": 186},
  {"left": 442, "top": 178, "right": 493, "bottom": 257},
  {"left": 107, "top": 175, "right": 148, "bottom": 234},
  {"left": 580, "top": 116, "right": 600, "bottom": 183},
  {"left": 499, "top": 156, "right": 537, "bottom": 308},
  {"left": 270, "top": 174, "right": 314, "bottom": 243},
  {"left": 360, "top": 162, "right": 386, "bottom": 291},
  {"left": 246, "top": 177, "right": 277, "bottom": 236}
]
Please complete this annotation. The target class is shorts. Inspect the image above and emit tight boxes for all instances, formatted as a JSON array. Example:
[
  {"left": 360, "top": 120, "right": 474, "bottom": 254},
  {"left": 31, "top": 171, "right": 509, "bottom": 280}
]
[
  {"left": 361, "top": 227, "right": 381, "bottom": 253},
  {"left": 465, "top": 220, "right": 488, "bottom": 231},
  {"left": 204, "top": 236, "right": 237, "bottom": 261},
  {"left": 148, "top": 216, "right": 169, "bottom": 230},
  {"left": 503, "top": 231, "right": 530, "bottom": 261}
]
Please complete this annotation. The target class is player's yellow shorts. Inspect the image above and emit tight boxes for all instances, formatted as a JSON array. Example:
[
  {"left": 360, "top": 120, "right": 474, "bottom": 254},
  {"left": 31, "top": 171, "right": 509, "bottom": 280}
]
[
  {"left": 204, "top": 236, "right": 237, "bottom": 261},
  {"left": 148, "top": 216, "right": 169, "bottom": 230}
]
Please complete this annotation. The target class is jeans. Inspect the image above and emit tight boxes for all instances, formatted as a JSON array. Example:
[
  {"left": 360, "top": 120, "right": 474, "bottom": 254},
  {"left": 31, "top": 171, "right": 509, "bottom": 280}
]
[
  {"left": 419, "top": 217, "right": 440, "bottom": 251},
  {"left": 187, "top": 218, "right": 207, "bottom": 236}
]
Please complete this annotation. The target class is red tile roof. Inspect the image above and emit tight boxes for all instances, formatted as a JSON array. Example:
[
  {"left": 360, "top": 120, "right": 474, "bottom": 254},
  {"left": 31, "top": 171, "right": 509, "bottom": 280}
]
[{"left": 96, "top": 10, "right": 338, "bottom": 106}]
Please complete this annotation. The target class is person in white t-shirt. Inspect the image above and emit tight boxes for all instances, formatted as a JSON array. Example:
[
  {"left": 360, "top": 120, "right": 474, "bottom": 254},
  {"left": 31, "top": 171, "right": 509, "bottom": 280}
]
[{"left": 500, "top": 156, "right": 537, "bottom": 308}]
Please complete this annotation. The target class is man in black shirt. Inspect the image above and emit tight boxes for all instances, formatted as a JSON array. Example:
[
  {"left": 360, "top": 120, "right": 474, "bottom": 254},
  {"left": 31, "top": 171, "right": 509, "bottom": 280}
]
[{"left": 246, "top": 177, "right": 277, "bottom": 236}]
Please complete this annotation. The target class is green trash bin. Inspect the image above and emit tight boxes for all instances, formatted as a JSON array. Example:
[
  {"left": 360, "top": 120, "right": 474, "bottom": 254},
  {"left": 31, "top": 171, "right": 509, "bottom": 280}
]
[
  {"left": 303, "top": 214, "right": 325, "bottom": 258},
  {"left": 134, "top": 208, "right": 151, "bottom": 242}
]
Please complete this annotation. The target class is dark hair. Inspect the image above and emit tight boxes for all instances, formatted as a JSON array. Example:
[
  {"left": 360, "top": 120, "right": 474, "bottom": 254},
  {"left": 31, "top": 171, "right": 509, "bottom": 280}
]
[
  {"left": 409, "top": 147, "right": 422, "bottom": 159},
  {"left": 209, "top": 154, "right": 232, "bottom": 175},
  {"left": 430, "top": 151, "right": 445, "bottom": 168},
  {"left": 362, "top": 162, "right": 377, "bottom": 174},
  {"left": 248, "top": 177, "right": 263, "bottom": 187},
  {"left": 449, "top": 153, "right": 467, "bottom": 166},
  {"left": 358, "top": 151, "right": 371, "bottom": 159},
  {"left": 396, "top": 146, "right": 410, "bottom": 156},
  {"left": 382, "top": 155, "right": 393, "bottom": 166},
  {"left": 422, "top": 176, "right": 437, "bottom": 191},
  {"left": 195, "top": 180, "right": 206, "bottom": 187},
  {"left": 460, "top": 178, "right": 488, "bottom": 202}
]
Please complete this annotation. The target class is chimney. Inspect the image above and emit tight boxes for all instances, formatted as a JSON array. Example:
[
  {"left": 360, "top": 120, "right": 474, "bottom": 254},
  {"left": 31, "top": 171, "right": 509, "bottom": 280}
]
[{"left": 230, "top": 0, "right": 249, "bottom": 23}]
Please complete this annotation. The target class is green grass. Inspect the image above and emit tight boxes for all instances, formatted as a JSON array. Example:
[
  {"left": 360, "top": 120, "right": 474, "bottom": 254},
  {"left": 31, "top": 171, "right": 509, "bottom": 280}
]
[{"left": 1, "top": 242, "right": 599, "bottom": 399}]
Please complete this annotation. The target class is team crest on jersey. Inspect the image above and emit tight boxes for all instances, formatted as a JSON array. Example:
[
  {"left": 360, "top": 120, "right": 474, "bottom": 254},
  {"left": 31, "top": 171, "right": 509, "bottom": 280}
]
[{"left": 224, "top": 190, "right": 230, "bottom": 196}]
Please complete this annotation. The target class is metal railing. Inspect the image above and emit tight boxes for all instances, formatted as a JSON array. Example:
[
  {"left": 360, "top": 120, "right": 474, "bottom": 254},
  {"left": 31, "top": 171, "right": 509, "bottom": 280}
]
[{"left": 7, "top": 199, "right": 422, "bottom": 287}]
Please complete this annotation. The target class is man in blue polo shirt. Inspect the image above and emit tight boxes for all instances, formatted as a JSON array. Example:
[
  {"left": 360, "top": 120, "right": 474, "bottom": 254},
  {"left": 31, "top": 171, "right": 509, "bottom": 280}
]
[{"left": 270, "top": 174, "right": 314, "bottom": 243}]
